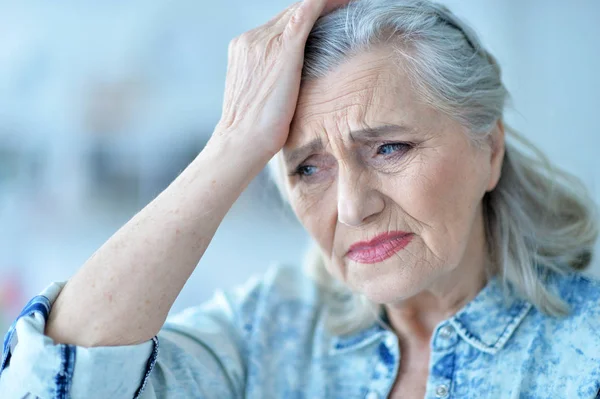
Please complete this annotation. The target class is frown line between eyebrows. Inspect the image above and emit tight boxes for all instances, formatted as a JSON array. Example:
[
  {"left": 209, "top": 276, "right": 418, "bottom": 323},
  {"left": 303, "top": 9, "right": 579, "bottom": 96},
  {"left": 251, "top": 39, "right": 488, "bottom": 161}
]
[{"left": 284, "top": 123, "right": 413, "bottom": 168}]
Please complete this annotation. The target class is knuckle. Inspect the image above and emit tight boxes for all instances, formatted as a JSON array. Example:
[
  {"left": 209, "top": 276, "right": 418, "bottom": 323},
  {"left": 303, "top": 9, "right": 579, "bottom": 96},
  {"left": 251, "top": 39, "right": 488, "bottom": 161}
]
[
  {"left": 265, "top": 34, "right": 281, "bottom": 50},
  {"left": 290, "top": 5, "right": 306, "bottom": 26},
  {"left": 228, "top": 36, "right": 241, "bottom": 51},
  {"left": 283, "top": 8, "right": 307, "bottom": 40},
  {"left": 228, "top": 38, "right": 237, "bottom": 52},
  {"left": 231, "top": 32, "right": 251, "bottom": 47}
]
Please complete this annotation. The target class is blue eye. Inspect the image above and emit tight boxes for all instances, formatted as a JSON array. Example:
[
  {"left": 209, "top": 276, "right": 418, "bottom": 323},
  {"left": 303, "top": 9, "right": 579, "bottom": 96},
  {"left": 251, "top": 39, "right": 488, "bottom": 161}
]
[
  {"left": 377, "top": 142, "right": 409, "bottom": 155},
  {"left": 296, "top": 165, "right": 317, "bottom": 177}
]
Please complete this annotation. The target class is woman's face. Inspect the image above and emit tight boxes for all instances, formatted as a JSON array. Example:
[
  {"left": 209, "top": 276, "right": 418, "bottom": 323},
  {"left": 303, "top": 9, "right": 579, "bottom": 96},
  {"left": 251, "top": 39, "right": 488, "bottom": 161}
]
[{"left": 282, "top": 49, "right": 503, "bottom": 304}]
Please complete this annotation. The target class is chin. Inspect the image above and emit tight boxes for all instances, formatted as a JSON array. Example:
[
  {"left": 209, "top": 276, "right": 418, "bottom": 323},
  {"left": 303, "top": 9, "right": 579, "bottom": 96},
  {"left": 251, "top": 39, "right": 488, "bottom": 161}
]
[{"left": 346, "top": 264, "right": 424, "bottom": 304}]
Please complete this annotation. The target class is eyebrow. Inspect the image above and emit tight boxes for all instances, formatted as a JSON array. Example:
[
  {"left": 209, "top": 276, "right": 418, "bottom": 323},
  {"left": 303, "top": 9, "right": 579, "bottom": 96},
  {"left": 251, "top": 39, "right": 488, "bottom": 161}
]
[
  {"left": 284, "top": 123, "right": 413, "bottom": 168},
  {"left": 350, "top": 123, "right": 413, "bottom": 140}
]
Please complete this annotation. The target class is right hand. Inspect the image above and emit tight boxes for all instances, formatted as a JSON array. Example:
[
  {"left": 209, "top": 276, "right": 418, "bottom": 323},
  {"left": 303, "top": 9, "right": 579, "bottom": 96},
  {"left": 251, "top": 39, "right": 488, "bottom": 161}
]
[{"left": 213, "top": 0, "right": 348, "bottom": 159}]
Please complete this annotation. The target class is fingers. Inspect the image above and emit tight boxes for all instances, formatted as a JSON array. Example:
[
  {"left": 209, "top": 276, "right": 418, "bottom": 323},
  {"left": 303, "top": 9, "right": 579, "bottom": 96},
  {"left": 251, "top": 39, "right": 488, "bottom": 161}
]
[
  {"left": 270, "top": 0, "right": 350, "bottom": 29},
  {"left": 265, "top": 2, "right": 302, "bottom": 28}
]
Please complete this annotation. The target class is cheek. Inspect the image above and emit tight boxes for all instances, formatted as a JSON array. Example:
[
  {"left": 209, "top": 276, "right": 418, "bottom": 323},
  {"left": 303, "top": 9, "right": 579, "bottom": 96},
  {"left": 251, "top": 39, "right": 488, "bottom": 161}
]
[
  {"left": 388, "top": 148, "right": 487, "bottom": 254},
  {"left": 424, "top": 159, "right": 473, "bottom": 214},
  {"left": 289, "top": 186, "right": 338, "bottom": 255},
  {"left": 413, "top": 146, "right": 486, "bottom": 217}
]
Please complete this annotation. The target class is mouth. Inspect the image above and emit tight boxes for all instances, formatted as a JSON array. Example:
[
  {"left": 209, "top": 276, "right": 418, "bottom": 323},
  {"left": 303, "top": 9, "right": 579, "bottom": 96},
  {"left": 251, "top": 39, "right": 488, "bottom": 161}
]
[{"left": 346, "top": 231, "right": 414, "bottom": 264}]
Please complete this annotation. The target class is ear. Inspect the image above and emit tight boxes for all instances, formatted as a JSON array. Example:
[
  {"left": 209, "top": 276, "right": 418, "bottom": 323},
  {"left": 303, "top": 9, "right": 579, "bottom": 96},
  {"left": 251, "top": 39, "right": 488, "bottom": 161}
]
[{"left": 486, "top": 119, "right": 505, "bottom": 192}]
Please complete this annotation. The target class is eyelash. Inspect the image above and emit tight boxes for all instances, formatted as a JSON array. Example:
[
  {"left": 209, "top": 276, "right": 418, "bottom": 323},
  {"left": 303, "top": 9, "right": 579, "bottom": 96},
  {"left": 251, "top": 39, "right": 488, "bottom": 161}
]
[{"left": 292, "top": 142, "right": 412, "bottom": 179}]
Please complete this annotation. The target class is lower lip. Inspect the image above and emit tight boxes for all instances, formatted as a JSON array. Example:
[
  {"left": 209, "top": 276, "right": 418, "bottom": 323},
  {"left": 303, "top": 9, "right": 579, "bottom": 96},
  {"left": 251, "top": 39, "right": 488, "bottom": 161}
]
[{"left": 346, "top": 234, "right": 414, "bottom": 264}]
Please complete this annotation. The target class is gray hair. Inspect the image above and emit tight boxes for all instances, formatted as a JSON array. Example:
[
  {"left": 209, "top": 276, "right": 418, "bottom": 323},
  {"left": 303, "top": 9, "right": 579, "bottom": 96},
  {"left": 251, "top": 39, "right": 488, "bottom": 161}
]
[{"left": 269, "top": 0, "right": 599, "bottom": 335}]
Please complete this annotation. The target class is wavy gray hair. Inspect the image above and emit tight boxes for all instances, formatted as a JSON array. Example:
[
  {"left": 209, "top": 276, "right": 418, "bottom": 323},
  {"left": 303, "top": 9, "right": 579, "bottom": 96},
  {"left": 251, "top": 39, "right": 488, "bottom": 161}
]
[{"left": 269, "top": 0, "right": 598, "bottom": 335}]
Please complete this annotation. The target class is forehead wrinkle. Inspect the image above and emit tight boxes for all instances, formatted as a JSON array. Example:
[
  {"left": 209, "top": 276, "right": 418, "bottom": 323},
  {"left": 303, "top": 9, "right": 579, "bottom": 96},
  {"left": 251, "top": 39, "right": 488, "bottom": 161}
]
[
  {"left": 295, "top": 58, "right": 396, "bottom": 123},
  {"left": 288, "top": 54, "right": 406, "bottom": 163},
  {"left": 290, "top": 101, "right": 362, "bottom": 144},
  {"left": 287, "top": 100, "right": 387, "bottom": 167},
  {"left": 327, "top": 111, "right": 356, "bottom": 162},
  {"left": 294, "top": 85, "right": 390, "bottom": 125},
  {"left": 300, "top": 57, "right": 391, "bottom": 98},
  {"left": 295, "top": 93, "right": 380, "bottom": 140}
]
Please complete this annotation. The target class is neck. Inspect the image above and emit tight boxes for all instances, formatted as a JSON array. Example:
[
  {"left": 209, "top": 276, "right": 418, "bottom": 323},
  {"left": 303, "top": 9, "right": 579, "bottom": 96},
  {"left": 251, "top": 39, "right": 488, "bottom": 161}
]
[{"left": 384, "top": 205, "right": 493, "bottom": 348}]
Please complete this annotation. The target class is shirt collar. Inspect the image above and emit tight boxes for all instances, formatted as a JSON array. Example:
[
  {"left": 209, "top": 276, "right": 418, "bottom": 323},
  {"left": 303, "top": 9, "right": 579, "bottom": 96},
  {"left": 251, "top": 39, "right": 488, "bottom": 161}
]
[
  {"left": 449, "top": 274, "right": 532, "bottom": 355},
  {"left": 329, "top": 274, "right": 532, "bottom": 356}
]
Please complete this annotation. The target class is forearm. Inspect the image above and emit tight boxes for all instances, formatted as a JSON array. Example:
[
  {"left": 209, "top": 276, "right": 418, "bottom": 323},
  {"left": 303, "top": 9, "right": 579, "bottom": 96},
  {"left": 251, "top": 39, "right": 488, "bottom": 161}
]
[
  {"left": 45, "top": 134, "right": 268, "bottom": 347},
  {"left": 43, "top": 0, "right": 328, "bottom": 348}
]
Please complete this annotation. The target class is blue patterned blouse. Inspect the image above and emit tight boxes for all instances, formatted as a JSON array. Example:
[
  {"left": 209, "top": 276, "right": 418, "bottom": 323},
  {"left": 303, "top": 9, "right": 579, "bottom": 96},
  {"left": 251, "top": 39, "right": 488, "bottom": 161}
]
[{"left": 1, "top": 265, "right": 600, "bottom": 398}]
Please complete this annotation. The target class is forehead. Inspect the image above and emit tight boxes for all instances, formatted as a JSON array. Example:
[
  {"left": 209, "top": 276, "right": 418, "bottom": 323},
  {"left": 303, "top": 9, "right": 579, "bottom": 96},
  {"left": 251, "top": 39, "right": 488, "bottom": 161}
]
[{"left": 287, "top": 48, "right": 435, "bottom": 148}]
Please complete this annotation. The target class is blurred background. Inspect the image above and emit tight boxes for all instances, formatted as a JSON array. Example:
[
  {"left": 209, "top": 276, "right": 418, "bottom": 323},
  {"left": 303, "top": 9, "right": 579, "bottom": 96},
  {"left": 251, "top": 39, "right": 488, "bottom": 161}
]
[{"left": 0, "top": 0, "right": 599, "bottom": 332}]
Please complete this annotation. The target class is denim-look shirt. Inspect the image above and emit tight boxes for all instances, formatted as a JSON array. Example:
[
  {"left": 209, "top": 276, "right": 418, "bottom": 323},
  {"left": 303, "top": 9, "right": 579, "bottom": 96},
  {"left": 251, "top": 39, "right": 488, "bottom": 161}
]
[{"left": 1, "top": 265, "right": 600, "bottom": 398}]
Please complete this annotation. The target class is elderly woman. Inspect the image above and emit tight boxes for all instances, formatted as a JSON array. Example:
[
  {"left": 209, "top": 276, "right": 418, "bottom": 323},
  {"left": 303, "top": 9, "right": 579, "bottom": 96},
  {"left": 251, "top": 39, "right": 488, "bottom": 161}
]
[{"left": 2, "top": 0, "right": 599, "bottom": 397}]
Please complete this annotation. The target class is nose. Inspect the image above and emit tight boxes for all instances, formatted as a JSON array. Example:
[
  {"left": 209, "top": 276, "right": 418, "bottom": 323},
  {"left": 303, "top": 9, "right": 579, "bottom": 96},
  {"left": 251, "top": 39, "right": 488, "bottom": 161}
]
[{"left": 337, "top": 165, "right": 385, "bottom": 227}]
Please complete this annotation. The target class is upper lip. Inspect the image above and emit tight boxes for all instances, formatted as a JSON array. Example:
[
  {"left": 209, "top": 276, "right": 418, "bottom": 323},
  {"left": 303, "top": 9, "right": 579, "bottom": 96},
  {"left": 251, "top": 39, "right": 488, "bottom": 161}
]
[{"left": 347, "top": 231, "right": 412, "bottom": 253}]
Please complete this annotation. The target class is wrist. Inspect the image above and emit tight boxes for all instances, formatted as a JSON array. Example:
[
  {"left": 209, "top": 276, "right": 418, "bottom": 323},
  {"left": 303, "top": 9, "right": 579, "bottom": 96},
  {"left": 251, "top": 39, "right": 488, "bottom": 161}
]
[
  {"left": 207, "top": 126, "right": 277, "bottom": 169},
  {"left": 184, "top": 128, "right": 271, "bottom": 194}
]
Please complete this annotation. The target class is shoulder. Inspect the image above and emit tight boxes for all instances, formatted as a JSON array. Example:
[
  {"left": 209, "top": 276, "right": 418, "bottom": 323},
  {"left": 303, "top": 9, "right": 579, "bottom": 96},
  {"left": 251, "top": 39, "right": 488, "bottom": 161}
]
[
  {"left": 167, "top": 264, "right": 323, "bottom": 324},
  {"left": 167, "top": 264, "right": 326, "bottom": 335},
  {"left": 511, "top": 272, "right": 600, "bottom": 396},
  {"left": 541, "top": 271, "right": 600, "bottom": 350},
  {"left": 215, "top": 265, "right": 329, "bottom": 375},
  {"left": 229, "top": 264, "right": 326, "bottom": 333},
  {"left": 533, "top": 272, "right": 600, "bottom": 361},
  {"left": 526, "top": 271, "right": 600, "bottom": 339},
  {"left": 552, "top": 271, "right": 600, "bottom": 320},
  {"left": 229, "top": 264, "right": 324, "bottom": 313}
]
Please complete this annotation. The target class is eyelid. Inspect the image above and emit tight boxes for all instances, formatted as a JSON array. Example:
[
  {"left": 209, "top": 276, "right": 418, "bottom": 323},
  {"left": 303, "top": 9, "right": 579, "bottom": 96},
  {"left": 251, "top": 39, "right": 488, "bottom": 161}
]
[
  {"left": 289, "top": 159, "right": 319, "bottom": 178},
  {"left": 289, "top": 158, "right": 315, "bottom": 177},
  {"left": 375, "top": 141, "right": 412, "bottom": 153}
]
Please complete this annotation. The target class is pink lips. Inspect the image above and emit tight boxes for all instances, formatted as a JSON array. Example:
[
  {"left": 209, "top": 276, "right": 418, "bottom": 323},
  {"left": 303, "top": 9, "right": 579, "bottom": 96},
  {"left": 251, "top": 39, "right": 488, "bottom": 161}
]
[{"left": 346, "top": 231, "right": 413, "bottom": 264}]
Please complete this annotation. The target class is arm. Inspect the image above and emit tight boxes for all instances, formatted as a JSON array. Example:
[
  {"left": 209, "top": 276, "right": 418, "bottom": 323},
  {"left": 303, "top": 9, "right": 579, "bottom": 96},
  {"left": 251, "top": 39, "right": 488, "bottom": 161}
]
[
  {"left": 45, "top": 136, "right": 267, "bottom": 347},
  {"left": 1, "top": 1, "right": 345, "bottom": 397},
  {"left": 44, "top": 0, "right": 334, "bottom": 348}
]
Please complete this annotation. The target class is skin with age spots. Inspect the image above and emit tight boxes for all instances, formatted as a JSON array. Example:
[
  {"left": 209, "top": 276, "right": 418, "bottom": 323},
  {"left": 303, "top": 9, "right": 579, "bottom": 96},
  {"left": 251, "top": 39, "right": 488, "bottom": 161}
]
[{"left": 282, "top": 48, "right": 504, "bottom": 397}]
